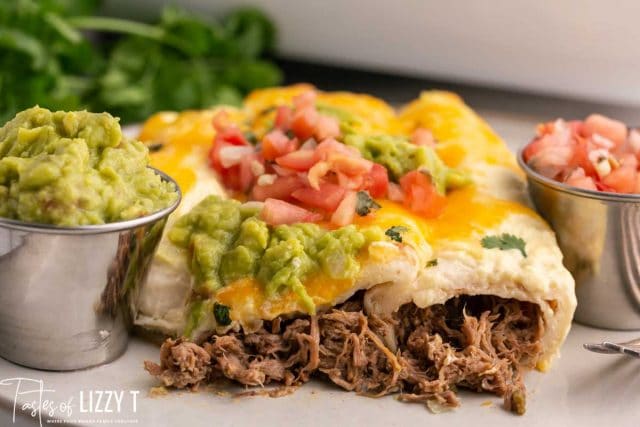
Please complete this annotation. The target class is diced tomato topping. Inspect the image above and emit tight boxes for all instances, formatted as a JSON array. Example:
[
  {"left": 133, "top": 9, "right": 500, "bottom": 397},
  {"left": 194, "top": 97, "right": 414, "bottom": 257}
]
[
  {"left": 208, "top": 89, "right": 450, "bottom": 224},
  {"left": 293, "top": 91, "right": 317, "bottom": 110},
  {"left": 238, "top": 154, "right": 259, "bottom": 192},
  {"left": 569, "top": 136, "right": 596, "bottom": 178},
  {"left": 252, "top": 175, "right": 305, "bottom": 201},
  {"left": 522, "top": 138, "right": 543, "bottom": 163},
  {"left": 565, "top": 168, "right": 597, "bottom": 191},
  {"left": 399, "top": 170, "right": 446, "bottom": 217},
  {"left": 260, "top": 198, "right": 323, "bottom": 226},
  {"left": 362, "top": 163, "right": 389, "bottom": 198},
  {"left": 262, "top": 129, "right": 298, "bottom": 161},
  {"left": 314, "top": 138, "right": 359, "bottom": 161},
  {"left": 619, "top": 153, "right": 638, "bottom": 170},
  {"left": 315, "top": 115, "right": 341, "bottom": 141},
  {"left": 525, "top": 114, "right": 640, "bottom": 194},
  {"left": 292, "top": 183, "right": 346, "bottom": 211},
  {"left": 330, "top": 191, "right": 358, "bottom": 227},
  {"left": 336, "top": 172, "right": 365, "bottom": 190},
  {"left": 629, "top": 129, "right": 640, "bottom": 155},
  {"left": 329, "top": 154, "right": 373, "bottom": 176},
  {"left": 209, "top": 129, "right": 249, "bottom": 168},
  {"left": 387, "top": 182, "right": 404, "bottom": 202},
  {"left": 274, "top": 106, "right": 292, "bottom": 131},
  {"left": 567, "top": 120, "right": 585, "bottom": 136},
  {"left": 271, "top": 164, "right": 299, "bottom": 177},
  {"left": 275, "top": 149, "right": 317, "bottom": 171},
  {"left": 212, "top": 110, "right": 234, "bottom": 133},
  {"left": 583, "top": 114, "right": 627, "bottom": 148},
  {"left": 209, "top": 124, "right": 254, "bottom": 192},
  {"left": 602, "top": 165, "right": 637, "bottom": 193},
  {"left": 411, "top": 128, "right": 436, "bottom": 147},
  {"left": 218, "top": 145, "right": 255, "bottom": 168},
  {"left": 290, "top": 107, "right": 319, "bottom": 142}
]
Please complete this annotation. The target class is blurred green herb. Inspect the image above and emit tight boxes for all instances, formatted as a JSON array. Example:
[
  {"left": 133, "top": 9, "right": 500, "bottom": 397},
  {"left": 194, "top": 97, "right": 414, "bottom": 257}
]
[
  {"left": 356, "top": 191, "right": 381, "bottom": 216},
  {"left": 0, "top": 0, "right": 282, "bottom": 124},
  {"left": 213, "top": 302, "right": 232, "bottom": 326},
  {"left": 481, "top": 233, "right": 527, "bottom": 258},
  {"left": 385, "top": 225, "right": 408, "bottom": 243}
]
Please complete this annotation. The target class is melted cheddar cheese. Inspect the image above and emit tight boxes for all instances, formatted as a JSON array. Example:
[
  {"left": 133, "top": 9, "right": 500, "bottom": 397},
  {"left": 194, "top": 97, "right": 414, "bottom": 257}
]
[
  {"left": 216, "top": 275, "right": 357, "bottom": 322},
  {"left": 399, "top": 91, "right": 521, "bottom": 172}
]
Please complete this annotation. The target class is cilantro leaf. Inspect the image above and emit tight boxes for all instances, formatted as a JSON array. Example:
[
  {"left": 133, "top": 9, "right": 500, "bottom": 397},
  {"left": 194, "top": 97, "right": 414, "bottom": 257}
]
[
  {"left": 356, "top": 191, "right": 381, "bottom": 216},
  {"left": 213, "top": 302, "right": 232, "bottom": 326},
  {"left": 426, "top": 259, "right": 438, "bottom": 267},
  {"left": 385, "top": 225, "right": 408, "bottom": 243},
  {"left": 481, "top": 233, "right": 527, "bottom": 258}
]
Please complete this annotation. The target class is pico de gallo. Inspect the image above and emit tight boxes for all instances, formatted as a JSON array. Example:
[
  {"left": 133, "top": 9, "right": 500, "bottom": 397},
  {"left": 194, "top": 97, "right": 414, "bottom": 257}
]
[
  {"left": 209, "top": 90, "right": 470, "bottom": 227},
  {"left": 524, "top": 114, "right": 640, "bottom": 194}
]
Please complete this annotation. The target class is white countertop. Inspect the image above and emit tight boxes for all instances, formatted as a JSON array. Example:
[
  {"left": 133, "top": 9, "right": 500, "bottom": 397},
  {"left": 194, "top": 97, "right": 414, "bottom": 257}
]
[{"left": 1, "top": 323, "right": 638, "bottom": 427}]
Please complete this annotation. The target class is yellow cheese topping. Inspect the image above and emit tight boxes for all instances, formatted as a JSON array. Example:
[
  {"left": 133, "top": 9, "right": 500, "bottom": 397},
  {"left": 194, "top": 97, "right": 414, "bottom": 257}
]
[
  {"left": 357, "top": 187, "right": 533, "bottom": 248},
  {"left": 216, "top": 275, "right": 356, "bottom": 321},
  {"left": 399, "top": 91, "right": 521, "bottom": 172}
]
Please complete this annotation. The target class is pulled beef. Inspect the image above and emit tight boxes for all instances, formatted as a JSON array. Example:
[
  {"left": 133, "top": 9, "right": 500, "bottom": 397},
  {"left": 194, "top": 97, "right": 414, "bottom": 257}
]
[
  {"left": 144, "top": 295, "right": 543, "bottom": 414},
  {"left": 144, "top": 338, "right": 211, "bottom": 389}
]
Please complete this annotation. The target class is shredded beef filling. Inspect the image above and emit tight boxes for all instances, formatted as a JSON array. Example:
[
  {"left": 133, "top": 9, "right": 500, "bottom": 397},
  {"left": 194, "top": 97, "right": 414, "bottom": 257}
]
[{"left": 144, "top": 295, "right": 543, "bottom": 414}]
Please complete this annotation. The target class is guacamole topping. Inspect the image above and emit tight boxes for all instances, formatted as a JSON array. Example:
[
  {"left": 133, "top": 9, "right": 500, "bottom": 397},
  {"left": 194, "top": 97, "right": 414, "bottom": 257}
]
[
  {"left": 169, "top": 195, "right": 384, "bottom": 318},
  {"left": 0, "top": 106, "right": 177, "bottom": 225},
  {"left": 344, "top": 133, "right": 470, "bottom": 193},
  {"left": 316, "top": 102, "right": 470, "bottom": 193}
]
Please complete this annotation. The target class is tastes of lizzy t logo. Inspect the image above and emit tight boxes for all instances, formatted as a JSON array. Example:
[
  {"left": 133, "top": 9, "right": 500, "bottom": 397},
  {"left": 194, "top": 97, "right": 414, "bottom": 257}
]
[{"left": 0, "top": 377, "right": 139, "bottom": 425}]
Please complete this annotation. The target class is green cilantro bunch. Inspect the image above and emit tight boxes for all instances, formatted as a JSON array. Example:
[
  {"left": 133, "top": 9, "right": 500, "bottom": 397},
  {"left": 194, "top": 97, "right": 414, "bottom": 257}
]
[{"left": 0, "top": 0, "right": 282, "bottom": 123}]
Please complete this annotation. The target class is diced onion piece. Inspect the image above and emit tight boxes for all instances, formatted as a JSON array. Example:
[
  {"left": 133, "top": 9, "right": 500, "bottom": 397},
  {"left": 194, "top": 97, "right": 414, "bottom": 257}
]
[
  {"left": 588, "top": 149, "right": 612, "bottom": 179},
  {"left": 591, "top": 133, "right": 615, "bottom": 150},
  {"left": 257, "top": 174, "right": 278, "bottom": 187},
  {"left": 307, "top": 161, "right": 331, "bottom": 190},
  {"left": 250, "top": 160, "right": 265, "bottom": 176},
  {"left": 330, "top": 191, "right": 357, "bottom": 226},
  {"left": 219, "top": 145, "right": 255, "bottom": 168}
]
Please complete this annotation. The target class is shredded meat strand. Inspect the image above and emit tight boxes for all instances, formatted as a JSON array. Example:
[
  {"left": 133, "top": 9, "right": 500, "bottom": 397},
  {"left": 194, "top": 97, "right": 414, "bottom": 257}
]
[{"left": 144, "top": 296, "right": 543, "bottom": 414}]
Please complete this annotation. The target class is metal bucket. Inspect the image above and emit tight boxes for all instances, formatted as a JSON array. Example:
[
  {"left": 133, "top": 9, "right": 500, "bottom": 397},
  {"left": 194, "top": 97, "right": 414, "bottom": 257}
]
[
  {"left": 518, "top": 151, "right": 640, "bottom": 330},
  {"left": 0, "top": 169, "right": 181, "bottom": 370}
]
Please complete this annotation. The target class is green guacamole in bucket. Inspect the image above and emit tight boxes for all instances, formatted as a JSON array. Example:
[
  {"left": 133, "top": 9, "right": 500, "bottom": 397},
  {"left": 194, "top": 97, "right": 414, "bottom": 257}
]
[{"left": 0, "top": 106, "right": 178, "bottom": 226}]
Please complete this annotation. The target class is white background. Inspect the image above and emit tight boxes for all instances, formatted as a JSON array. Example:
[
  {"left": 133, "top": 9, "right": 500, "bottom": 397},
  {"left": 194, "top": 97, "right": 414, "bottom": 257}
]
[{"left": 105, "top": 0, "right": 640, "bottom": 106}]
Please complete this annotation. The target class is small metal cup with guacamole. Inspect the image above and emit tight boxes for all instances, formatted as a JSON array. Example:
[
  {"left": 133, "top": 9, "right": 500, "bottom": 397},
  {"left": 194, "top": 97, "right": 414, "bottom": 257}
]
[{"left": 0, "top": 106, "right": 181, "bottom": 370}]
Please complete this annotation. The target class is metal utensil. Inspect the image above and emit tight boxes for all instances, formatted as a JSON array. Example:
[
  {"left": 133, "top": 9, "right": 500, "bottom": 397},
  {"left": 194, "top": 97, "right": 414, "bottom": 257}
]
[
  {"left": 518, "top": 149, "right": 640, "bottom": 330},
  {"left": 584, "top": 337, "right": 640, "bottom": 358},
  {"left": 0, "top": 168, "right": 181, "bottom": 371}
]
